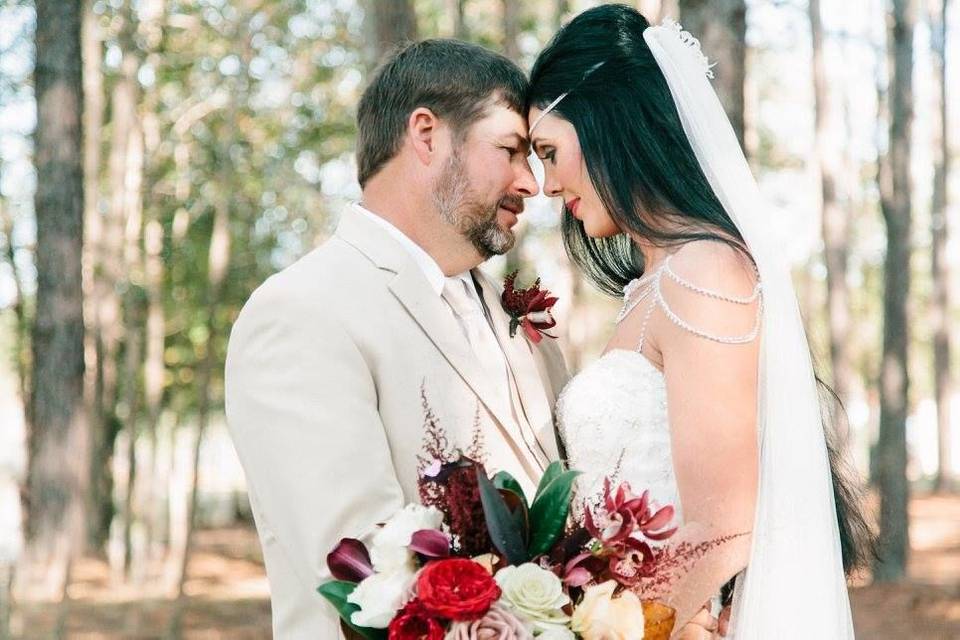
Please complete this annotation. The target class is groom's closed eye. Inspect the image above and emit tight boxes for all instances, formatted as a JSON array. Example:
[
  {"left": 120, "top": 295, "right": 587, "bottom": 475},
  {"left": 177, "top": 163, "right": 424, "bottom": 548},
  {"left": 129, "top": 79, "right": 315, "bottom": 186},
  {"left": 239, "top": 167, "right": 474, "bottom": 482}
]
[{"left": 498, "top": 133, "right": 530, "bottom": 157}]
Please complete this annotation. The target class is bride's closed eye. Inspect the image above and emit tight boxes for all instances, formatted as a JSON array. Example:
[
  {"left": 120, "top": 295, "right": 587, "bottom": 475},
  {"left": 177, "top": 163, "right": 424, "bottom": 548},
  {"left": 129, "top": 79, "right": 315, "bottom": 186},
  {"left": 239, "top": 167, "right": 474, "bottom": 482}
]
[{"left": 537, "top": 147, "right": 556, "bottom": 164}]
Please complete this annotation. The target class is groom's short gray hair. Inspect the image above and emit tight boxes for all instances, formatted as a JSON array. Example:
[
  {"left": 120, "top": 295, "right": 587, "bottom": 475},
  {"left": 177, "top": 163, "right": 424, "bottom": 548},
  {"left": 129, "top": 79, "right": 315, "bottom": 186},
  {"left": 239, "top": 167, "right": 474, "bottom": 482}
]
[{"left": 356, "top": 39, "right": 528, "bottom": 188}]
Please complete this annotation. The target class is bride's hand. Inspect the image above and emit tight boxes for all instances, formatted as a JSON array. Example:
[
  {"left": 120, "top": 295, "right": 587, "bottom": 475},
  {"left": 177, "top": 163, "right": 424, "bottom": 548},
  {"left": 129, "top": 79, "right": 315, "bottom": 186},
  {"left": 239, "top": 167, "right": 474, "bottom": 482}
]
[{"left": 674, "top": 602, "right": 719, "bottom": 639}]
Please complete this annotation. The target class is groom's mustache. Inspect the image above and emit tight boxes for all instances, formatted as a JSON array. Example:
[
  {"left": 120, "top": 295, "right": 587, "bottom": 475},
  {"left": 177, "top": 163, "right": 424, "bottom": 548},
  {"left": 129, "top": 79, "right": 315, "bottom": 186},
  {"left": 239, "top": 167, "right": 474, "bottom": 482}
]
[{"left": 498, "top": 195, "right": 524, "bottom": 215}]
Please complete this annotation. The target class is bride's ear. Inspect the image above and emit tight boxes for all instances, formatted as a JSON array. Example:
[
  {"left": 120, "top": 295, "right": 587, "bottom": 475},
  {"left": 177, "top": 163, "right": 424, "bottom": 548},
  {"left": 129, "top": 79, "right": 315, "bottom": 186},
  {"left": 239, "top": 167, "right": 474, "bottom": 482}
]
[{"left": 408, "top": 107, "right": 444, "bottom": 166}]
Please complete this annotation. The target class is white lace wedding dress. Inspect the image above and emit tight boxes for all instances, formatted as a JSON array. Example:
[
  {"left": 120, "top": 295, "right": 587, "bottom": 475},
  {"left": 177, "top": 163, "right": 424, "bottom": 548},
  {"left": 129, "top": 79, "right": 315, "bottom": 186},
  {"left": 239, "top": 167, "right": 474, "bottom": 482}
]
[{"left": 556, "top": 250, "right": 762, "bottom": 535}]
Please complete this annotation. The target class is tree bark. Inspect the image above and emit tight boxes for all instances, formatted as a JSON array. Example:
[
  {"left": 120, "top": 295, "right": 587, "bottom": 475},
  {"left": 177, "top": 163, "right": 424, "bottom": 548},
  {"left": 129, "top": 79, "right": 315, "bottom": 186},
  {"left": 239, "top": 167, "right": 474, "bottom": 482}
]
[
  {"left": 451, "top": 0, "right": 468, "bottom": 39},
  {"left": 142, "top": 216, "right": 166, "bottom": 565},
  {"left": 502, "top": 0, "right": 521, "bottom": 62},
  {"left": 554, "top": 0, "right": 569, "bottom": 29},
  {"left": 929, "top": 0, "right": 953, "bottom": 493},
  {"left": 678, "top": 0, "right": 747, "bottom": 151},
  {"left": 874, "top": 0, "right": 915, "bottom": 582},
  {"left": 166, "top": 166, "right": 231, "bottom": 638},
  {"left": 81, "top": 0, "right": 103, "bottom": 466},
  {"left": 88, "top": 9, "right": 140, "bottom": 552},
  {"left": 369, "top": 0, "right": 417, "bottom": 65},
  {"left": 0, "top": 191, "right": 27, "bottom": 403},
  {"left": 809, "top": 0, "right": 853, "bottom": 408},
  {"left": 21, "top": 0, "right": 88, "bottom": 603},
  {"left": 118, "top": 109, "right": 145, "bottom": 578}
]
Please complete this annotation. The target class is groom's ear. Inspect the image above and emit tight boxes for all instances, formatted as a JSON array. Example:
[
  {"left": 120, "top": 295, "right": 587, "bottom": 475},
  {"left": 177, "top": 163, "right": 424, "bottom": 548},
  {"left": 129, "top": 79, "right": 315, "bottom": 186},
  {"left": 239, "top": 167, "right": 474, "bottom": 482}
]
[{"left": 408, "top": 107, "right": 447, "bottom": 166}]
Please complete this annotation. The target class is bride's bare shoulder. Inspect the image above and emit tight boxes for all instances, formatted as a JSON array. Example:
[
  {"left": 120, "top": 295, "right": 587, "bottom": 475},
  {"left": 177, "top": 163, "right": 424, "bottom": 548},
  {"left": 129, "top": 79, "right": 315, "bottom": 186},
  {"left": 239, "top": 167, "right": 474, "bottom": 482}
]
[
  {"left": 653, "top": 239, "right": 762, "bottom": 345},
  {"left": 666, "top": 239, "right": 759, "bottom": 296}
]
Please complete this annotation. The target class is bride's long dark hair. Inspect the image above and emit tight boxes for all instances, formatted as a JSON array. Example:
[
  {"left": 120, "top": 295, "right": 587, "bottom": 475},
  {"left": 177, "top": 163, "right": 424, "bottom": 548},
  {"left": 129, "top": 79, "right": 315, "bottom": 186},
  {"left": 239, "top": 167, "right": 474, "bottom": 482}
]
[{"left": 528, "top": 3, "right": 875, "bottom": 575}]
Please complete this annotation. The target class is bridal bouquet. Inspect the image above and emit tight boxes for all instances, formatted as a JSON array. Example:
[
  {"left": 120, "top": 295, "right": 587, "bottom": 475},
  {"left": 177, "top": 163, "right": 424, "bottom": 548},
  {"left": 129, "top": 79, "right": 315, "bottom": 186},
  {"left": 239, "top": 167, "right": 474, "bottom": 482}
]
[{"left": 318, "top": 401, "right": 719, "bottom": 639}]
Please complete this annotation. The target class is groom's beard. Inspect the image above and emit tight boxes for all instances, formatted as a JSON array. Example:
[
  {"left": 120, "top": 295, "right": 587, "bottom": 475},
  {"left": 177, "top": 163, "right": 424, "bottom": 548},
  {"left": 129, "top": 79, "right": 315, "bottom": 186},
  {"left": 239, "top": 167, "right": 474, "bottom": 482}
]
[{"left": 432, "top": 151, "right": 518, "bottom": 258}]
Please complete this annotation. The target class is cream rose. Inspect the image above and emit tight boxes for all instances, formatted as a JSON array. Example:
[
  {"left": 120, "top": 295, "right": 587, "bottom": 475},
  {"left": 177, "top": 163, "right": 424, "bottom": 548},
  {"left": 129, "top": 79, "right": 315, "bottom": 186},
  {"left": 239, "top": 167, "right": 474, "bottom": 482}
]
[
  {"left": 570, "top": 580, "right": 646, "bottom": 640},
  {"left": 347, "top": 566, "right": 417, "bottom": 628},
  {"left": 495, "top": 563, "right": 570, "bottom": 626},
  {"left": 534, "top": 623, "right": 577, "bottom": 639}
]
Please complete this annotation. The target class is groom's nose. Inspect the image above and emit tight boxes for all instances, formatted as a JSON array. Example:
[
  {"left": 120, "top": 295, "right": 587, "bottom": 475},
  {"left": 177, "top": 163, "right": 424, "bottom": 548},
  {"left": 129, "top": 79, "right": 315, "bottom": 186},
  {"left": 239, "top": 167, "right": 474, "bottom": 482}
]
[{"left": 513, "top": 159, "right": 540, "bottom": 198}]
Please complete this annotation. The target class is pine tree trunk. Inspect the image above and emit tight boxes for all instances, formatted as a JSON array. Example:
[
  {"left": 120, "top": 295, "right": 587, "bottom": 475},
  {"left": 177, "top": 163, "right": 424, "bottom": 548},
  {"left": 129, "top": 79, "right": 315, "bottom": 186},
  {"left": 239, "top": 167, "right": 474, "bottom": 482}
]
[
  {"left": 929, "top": 0, "right": 953, "bottom": 493},
  {"left": 502, "top": 0, "right": 520, "bottom": 62},
  {"left": 678, "top": 0, "right": 747, "bottom": 151},
  {"left": 142, "top": 217, "right": 166, "bottom": 567},
  {"left": 0, "top": 563, "right": 12, "bottom": 640},
  {"left": 874, "top": 0, "right": 915, "bottom": 582},
  {"left": 133, "top": 0, "right": 167, "bottom": 572},
  {"left": 451, "top": 0, "right": 468, "bottom": 39},
  {"left": 369, "top": 0, "right": 417, "bottom": 65},
  {"left": 89, "top": 15, "right": 139, "bottom": 551},
  {"left": 81, "top": 0, "right": 103, "bottom": 484},
  {"left": 809, "top": 0, "right": 853, "bottom": 409},
  {"left": 21, "top": 0, "right": 88, "bottom": 604},
  {"left": 118, "top": 56, "right": 146, "bottom": 578},
  {"left": 166, "top": 175, "right": 231, "bottom": 639},
  {"left": 0, "top": 195, "right": 27, "bottom": 403},
  {"left": 120, "top": 323, "right": 143, "bottom": 578}
]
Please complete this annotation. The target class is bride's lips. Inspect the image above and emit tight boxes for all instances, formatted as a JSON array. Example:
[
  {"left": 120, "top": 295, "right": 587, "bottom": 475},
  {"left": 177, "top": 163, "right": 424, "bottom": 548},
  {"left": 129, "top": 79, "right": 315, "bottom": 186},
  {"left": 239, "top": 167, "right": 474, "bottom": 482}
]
[{"left": 566, "top": 197, "right": 581, "bottom": 217}]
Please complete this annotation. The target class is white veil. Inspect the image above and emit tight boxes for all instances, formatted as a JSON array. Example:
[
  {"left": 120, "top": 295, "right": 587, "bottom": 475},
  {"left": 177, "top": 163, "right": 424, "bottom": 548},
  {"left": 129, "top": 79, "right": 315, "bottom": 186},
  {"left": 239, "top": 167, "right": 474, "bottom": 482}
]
[{"left": 643, "top": 20, "right": 855, "bottom": 638}]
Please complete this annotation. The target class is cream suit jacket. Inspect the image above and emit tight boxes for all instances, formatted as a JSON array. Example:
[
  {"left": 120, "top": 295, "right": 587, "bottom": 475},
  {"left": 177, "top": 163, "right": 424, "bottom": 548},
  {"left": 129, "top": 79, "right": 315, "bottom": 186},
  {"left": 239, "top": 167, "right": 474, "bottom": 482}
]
[{"left": 224, "top": 206, "right": 569, "bottom": 639}]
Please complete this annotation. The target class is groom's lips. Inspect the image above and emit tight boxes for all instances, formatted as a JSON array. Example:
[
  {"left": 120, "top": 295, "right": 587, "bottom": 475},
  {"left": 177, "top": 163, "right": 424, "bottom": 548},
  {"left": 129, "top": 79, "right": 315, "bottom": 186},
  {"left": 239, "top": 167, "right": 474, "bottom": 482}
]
[{"left": 499, "top": 199, "right": 523, "bottom": 226}]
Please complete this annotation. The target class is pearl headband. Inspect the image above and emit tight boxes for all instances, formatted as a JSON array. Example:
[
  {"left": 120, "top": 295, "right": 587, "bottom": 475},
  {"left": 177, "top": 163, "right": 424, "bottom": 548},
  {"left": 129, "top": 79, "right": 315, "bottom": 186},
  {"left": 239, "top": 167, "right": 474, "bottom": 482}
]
[{"left": 528, "top": 61, "right": 605, "bottom": 134}]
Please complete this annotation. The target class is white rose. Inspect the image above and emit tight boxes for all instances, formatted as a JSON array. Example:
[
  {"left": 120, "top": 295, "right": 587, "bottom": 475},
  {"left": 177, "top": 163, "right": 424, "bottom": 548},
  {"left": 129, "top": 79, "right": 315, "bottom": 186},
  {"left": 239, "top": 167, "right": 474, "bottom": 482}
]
[
  {"left": 570, "top": 580, "right": 645, "bottom": 640},
  {"left": 347, "top": 566, "right": 416, "bottom": 629},
  {"left": 370, "top": 504, "right": 444, "bottom": 572},
  {"left": 495, "top": 563, "right": 570, "bottom": 626},
  {"left": 535, "top": 624, "right": 577, "bottom": 640}
]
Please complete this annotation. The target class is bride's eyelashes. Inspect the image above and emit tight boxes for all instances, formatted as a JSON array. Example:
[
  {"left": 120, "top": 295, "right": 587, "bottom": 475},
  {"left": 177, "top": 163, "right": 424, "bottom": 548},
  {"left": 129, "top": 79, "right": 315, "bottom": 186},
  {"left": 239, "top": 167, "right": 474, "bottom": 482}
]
[{"left": 537, "top": 147, "right": 556, "bottom": 164}]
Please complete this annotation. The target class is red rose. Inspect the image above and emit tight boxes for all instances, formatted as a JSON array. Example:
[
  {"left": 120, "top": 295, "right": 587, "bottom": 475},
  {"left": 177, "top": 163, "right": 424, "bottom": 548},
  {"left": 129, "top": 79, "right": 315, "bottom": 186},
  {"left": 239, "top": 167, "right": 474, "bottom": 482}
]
[
  {"left": 416, "top": 558, "right": 502, "bottom": 621},
  {"left": 388, "top": 599, "right": 444, "bottom": 640}
]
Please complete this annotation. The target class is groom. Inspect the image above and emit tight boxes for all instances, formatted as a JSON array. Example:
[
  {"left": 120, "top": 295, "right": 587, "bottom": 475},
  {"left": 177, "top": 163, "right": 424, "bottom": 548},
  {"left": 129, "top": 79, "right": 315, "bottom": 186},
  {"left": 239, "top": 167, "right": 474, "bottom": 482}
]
[{"left": 225, "top": 39, "right": 569, "bottom": 638}]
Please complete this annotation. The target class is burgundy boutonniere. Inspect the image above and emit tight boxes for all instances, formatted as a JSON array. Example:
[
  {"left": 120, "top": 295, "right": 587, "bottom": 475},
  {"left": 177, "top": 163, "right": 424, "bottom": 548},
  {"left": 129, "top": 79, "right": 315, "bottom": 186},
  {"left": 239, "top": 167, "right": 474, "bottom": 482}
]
[{"left": 501, "top": 271, "right": 559, "bottom": 344}]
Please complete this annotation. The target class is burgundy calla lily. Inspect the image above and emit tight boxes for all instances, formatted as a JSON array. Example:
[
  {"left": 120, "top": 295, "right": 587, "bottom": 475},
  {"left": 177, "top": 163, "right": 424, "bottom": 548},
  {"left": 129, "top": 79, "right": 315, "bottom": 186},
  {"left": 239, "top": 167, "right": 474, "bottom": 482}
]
[
  {"left": 409, "top": 529, "right": 451, "bottom": 558},
  {"left": 327, "top": 537, "right": 374, "bottom": 582}
]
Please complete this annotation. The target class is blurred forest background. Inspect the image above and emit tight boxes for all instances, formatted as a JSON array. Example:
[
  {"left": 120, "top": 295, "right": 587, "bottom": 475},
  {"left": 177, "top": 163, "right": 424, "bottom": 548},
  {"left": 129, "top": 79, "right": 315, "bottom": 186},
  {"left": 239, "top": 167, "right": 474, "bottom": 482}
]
[{"left": 0, "top": 0, "right": 958, "bottom": 637}]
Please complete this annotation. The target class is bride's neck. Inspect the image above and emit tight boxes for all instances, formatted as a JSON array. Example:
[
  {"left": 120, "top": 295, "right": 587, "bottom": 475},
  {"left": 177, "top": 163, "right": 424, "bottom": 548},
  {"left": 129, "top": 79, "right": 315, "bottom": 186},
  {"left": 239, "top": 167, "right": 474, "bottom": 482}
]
[{"left": 634, "top": 237, "right": 672, "bottom": 272}]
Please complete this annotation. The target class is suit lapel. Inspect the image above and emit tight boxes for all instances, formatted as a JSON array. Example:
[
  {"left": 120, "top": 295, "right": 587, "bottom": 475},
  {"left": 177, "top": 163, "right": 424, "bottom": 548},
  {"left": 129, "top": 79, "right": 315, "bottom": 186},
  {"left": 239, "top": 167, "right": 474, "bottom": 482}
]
[
  {"left": 387, "top": 263, "right": 516, "bottom": 428},
  {"left": 474, "top": 270, "right": 561, "bottom": 463},
  {"left": 335, "top": 207, "right": 526, "bottom": 461}
]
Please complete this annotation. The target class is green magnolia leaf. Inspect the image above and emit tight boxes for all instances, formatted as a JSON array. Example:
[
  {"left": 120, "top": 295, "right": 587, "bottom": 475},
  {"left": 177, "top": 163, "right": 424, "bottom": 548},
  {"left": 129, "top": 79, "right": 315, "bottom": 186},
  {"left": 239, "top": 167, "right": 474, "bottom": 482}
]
[
  {"left": 527, "top": 469, "right": 582, "bottom": 558},
  {"left": 317, "top": 580, "right": 387, "bottom": 640},
  {"left": 498, "top": 486, "right": 531, "bottom": 545},
  {"left": 476, "top": 467, "right": 529, "bottom": 564},
  {"left": 493, "top": 471, "right": 528, "bottom": 509},
  {"left": 534, "top": 461, "right": 566, "bottom": 504}
]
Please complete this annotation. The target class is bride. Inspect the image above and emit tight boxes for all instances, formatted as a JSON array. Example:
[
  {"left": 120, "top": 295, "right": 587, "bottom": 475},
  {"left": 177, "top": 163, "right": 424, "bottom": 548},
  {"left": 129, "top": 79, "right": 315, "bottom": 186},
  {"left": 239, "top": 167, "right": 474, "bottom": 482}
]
[{"left": 527, "top": 5, "right": 872, "bottom": 638}]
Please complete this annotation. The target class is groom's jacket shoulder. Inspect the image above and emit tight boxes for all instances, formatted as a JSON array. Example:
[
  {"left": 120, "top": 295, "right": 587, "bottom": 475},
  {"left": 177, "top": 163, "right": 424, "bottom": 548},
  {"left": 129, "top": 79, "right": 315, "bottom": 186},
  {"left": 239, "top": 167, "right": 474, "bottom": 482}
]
[{"left": 234, "top": 229, "right": 385, "bottom": 324}]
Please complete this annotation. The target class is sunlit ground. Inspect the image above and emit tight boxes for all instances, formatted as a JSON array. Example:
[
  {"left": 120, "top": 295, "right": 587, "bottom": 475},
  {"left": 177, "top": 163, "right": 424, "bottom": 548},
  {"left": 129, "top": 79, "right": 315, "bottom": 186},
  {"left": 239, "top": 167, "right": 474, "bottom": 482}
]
[
  {"left": 6, "top": 495, "right": 959, "bottom": 639},
  {"left": 849, "top": 494, "right": 960, "bottom": 639}
]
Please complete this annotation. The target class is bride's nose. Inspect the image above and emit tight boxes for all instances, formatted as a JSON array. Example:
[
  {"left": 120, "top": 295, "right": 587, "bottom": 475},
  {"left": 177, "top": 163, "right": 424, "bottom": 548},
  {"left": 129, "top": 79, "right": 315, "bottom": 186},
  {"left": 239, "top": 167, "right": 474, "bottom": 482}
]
[{"left": 544, "top": 176, "right": 563, "bottom": 198}]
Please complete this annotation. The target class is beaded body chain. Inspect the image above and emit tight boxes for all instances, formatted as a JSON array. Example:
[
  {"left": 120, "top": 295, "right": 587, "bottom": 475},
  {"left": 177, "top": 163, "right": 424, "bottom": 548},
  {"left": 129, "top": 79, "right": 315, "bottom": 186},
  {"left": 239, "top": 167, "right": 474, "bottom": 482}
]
[{"left": 617, "top": 253, "right": 763, "bottom": 354}]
